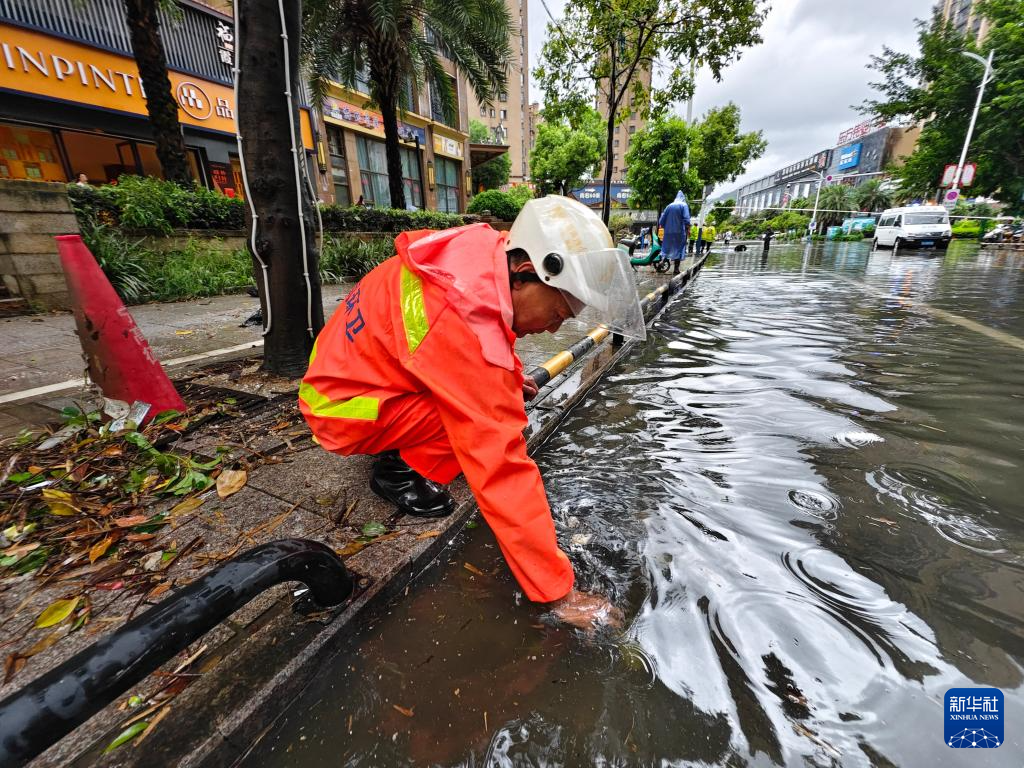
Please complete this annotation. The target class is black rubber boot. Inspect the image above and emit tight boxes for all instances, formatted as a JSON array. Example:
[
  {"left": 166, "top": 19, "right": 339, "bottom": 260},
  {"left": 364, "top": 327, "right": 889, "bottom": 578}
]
[
  {"left": 370, "top": 451, "right": 455, "bottom": 518},
  {"left": 672, "top": 260, "right": 680, "bottom": 275}
]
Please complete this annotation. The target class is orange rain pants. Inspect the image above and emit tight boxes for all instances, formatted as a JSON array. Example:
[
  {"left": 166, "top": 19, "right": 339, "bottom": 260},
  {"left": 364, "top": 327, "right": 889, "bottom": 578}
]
[{"left": 299, "top": 225, "right": 574, "bottom": 603}]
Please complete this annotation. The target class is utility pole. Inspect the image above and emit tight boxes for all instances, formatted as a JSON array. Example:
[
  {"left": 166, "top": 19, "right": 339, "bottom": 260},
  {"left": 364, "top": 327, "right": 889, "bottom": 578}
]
[{"left": 950, "top": 50, "right": 995, "bottom": 198}]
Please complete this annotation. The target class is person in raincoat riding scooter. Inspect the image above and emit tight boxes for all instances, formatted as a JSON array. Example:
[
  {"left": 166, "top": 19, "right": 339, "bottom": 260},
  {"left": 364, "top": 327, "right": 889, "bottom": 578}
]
[
  {"left": 658, "top": 191, "right": 691, "bottom": 273},
  {"left": 300, "top": 196, "right": 644, "bottom": 629}
]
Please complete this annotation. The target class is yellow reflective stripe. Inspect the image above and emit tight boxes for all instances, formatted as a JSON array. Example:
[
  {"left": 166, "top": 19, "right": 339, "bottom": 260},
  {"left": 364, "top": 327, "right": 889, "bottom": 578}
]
[
  {"left": 298, "top": 382, "right": 379, "bottom": 421},
  {"left": 308, "top": 338, "right": 319, "bottom": 365},
  {"left": 400, "top": 266, "right": 429, "bottom": 354}
]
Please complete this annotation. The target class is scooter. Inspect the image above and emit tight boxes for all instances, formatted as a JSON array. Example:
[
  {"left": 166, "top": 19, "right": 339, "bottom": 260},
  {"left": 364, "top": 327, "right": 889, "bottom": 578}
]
[{"left": 625, "top": 229, "right": 672, "bottom": 273}]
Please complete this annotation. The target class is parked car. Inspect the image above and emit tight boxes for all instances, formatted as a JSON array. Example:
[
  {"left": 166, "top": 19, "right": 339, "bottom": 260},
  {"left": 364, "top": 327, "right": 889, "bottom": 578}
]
[{"left": 873, "top": 205, "right": 952, "bottom": 250}]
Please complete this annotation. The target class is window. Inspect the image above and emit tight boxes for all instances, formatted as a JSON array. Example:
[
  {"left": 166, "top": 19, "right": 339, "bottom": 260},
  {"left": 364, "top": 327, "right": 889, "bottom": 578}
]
[
  {"left": 430, "top": 75, "right": 458, "bottom": 128},
  {"left": 499, "top": 91, "right": 508, "bottom": 102},
  {"left": 0, "top": 123, "right": 65, "bottom": 182},
  {"left": 894, "top": 215, "right": 903, "bottom": 227},
  {"left": 436, "top": 156, "right": 461, "bottom": 213},
  {"left": 490, "top": 108, "right": 495, "bottom": 118},
  {"left": 614, "top": 139, "right": 620, "bottom": 148},
  {"left": 480, "top": 106, "right": 487, "bottom": 116},
  {"left": 326, "top": 126, "right": 350, "bottom": 207},
  {"left": 356, "top": 136, "right": 423, "bottom": 208},
  {"left": 905, "top": 212, "right": 949, "bottom": 225},
  {"left": 499, "top": 109, "right": 507, "bottom": 119},
  {"left": 628, "top": 124, "right": 636, "bottom": 134}
]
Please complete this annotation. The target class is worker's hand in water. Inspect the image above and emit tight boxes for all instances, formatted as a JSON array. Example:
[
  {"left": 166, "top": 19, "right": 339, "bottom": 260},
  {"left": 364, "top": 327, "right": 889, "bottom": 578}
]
[
  {"left": 551, "top": 589, "right": 624, "bottom": 631},
  {"left": 522, "top": 375, "right": 540, "bottom": 402}
]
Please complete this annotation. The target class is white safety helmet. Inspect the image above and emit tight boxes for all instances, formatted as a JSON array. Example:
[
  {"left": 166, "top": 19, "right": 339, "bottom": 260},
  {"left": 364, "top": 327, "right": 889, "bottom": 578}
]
[{"left": 506, "top": 195, "right": 646, "bottom": 340}]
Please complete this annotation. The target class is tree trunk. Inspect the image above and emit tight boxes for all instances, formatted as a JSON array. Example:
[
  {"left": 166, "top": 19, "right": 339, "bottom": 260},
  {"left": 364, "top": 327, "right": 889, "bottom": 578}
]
[
  {"left": 600, "top": 45, "right": 617, "bottom": 225},
  {"left": 377, "top": 85, "right": 407, "bottom": 210},
  {"left": 123, "top": 0, "right": 191, "bottom": 185},
  {"left": 238, "top": 0, "right": 324, "bottom": 377}
]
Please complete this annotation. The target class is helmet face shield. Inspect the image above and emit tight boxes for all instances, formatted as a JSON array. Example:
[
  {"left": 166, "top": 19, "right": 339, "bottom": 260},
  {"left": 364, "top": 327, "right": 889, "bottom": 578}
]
[{"left": 507, "top": 196, "right": 647, "bottom": 341}]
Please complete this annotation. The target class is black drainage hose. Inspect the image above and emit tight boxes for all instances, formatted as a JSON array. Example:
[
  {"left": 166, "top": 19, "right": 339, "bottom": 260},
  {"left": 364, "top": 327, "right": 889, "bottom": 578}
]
[{"left": 0, "top": 538, "right": 353, "bottom": 767}]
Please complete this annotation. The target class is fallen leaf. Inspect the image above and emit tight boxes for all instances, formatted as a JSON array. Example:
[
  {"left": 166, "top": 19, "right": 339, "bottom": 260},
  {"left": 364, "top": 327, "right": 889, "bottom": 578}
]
[
  {"left": 416, "top": 530, "right": 441, "bottom": 540},
  {"left": 361, "top": 521, "right": 387, "bottom": 537},
  {"left": 216, "top": 469, "right": 247, "bottom": 499},
  {"left": 1, "top": 542, "right": 40, "bottom": 558},
  {"left": 102, "top": 721, "right": 149, "bottom": 754},
  {"left": 463, "top": 562, "right": 486, "bottom": 577},
  {"left": 89, "top": 536, "right": 115, "bottom": 563},
  {"left": 35, "top": 597, "right": 81, "bottom": 628},
  {"left": 3, "top": 654, "right": 27, "bottom": 685},
  {"left": 133, "top": 706, "right": 170, "bottom": 747},
  {"left": 43, "top": 488, "right": 79, "bottom": 516},
  {"left": 125, "top": 533, "right": 156, "bottom": 542},
  {"left": 335, "top": 531, "right": 404, "bottom": 557},
  {"left": 21, "top": 627, "right": 66, "bottom": 658},
  {"left": 140, "top": 551, "right": 164, "bottom": 572},
  {"left": 147, "top": 583, "right": 171, "bottom": 600},
  {"left": 392, "top": 705, "right": 414, "bottom": 717},
  {"left": 169, "top": 497, "right": 206, "bottom": 517},
  {"left": 174, "top": 330, "right": 195, "bottom": 336},
  {"left": 112, "top": 515, "right": 149, "bottom": 528},
  {"left": 100, "top": 445, "right": 124, "bottom": 458},
  {"left": 868, "top": 517, "right": 898, "bottom": 527}
]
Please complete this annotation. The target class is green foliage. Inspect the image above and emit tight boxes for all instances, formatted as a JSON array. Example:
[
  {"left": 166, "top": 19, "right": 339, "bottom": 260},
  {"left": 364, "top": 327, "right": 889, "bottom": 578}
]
[
  {"left": 317, "top": 205, "right": 469, "bottom": 232},
  {"left": 625, "top": 104, "right": 765, "bottom": 212},
  {"left": 951, "top": 219, "right": 982, "bottom": 238},
  {"left": 472, "top": 154, "right": 511, "bottom": 192},
  {"left": 466, "top": 189, "right": 523, "bottom": 220},
  {"left": 862, "top": 2, "right": 1024, "bottom": 212},
  {"left": 506, "top": 185, "right": 534, "bottom": 208},
  {"left": 69, "top": 176, "right": 244, "bottom": 232},
  {"left": 319, "top": 236, "right": 395, "bottom": 279},
  {"left": 469, "top": 119, "right": 492, "bottom": 143},
  {"left": 817, "top": 185, "right": 858, "bottom": 228},
  {"left": 854, "top": 180, "right": 894, "bottom": 213},
  {"left": 710, "top": 199, "right": 735, "bottom": 228},
  {"left": 529, "top": 111, "right": 603, "bottom": 196},
  {"left": 607, "top": 214, "right": 633, "bottom": 241},
  {"left": 767, "top": 210, "right": 810, "bottom": 233}
]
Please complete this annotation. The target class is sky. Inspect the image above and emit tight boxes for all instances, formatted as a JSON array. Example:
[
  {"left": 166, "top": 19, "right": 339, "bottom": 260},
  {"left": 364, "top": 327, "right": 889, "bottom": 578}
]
[{"left": 527, "top": 0, "right": 937, "bottom": 193}]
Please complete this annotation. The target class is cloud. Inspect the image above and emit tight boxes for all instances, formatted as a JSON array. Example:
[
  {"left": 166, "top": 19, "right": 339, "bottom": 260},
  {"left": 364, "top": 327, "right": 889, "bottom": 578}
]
[{"left": 528, "top": 0, "right": 936, "bottom": 191}]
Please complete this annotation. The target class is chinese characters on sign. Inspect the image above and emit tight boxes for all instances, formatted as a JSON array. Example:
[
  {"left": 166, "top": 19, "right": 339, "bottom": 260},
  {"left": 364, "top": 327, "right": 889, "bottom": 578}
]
[
  {"left": 215, "top": 22, "right": 235, "bottom": 68},
  {"left": 837, "top": 119, "right": 886, "bottom": 145},
  {"left": 944, "top": 688, "right": 1003, "bottom": 749}
]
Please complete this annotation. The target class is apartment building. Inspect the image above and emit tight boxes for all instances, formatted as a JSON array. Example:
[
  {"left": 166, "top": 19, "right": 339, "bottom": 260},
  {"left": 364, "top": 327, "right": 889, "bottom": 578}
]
[
  {"left": 937, "top": 0, "right": 991, "bottom": 42},
  {"left": 465, "top": 0, "right": 530, "bottom": 184},
  {"left": 596, "top": 64, "right": 652, "bottom": 184}
]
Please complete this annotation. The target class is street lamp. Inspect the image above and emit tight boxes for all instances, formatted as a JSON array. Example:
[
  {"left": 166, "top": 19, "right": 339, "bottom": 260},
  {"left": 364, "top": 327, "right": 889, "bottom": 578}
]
[{"left": 951, "top": 50, "right": 995, "bottom": 194}]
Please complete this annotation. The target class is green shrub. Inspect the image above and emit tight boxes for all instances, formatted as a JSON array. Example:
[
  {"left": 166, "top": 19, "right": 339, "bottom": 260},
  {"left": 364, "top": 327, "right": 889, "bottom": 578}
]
[
  {"left": 466, "top": 189, "right": 521, "bottom": 220},
  {"left": 952, "top": 219, "right": 981, "bottom": 239},
  {"left": 319, "top": 236, "right": 395, "bottom": 280},
  {"left": 506, "top": 184, "right": 534, "bottom": 208},
  {"left": 81, "top": 225, "right": 150, "bottom": 304},
  {"left": 607, "top": 213, "right": 633, "bottom": 241},
  {"left": 318, "top": 206, "right": 469, "bottom": 233}
]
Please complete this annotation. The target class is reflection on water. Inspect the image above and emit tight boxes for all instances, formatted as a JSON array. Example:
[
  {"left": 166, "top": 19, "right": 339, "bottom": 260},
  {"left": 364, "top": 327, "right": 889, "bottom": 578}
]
[{"left": 242, "top": 241, "right": 1024, "bottom": 767}]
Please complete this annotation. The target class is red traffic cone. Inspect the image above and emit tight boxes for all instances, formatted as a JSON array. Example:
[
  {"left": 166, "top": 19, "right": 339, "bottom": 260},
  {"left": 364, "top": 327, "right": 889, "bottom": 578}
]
[{"left": 56, "top": 235, "right": 186, "bottom": 420}]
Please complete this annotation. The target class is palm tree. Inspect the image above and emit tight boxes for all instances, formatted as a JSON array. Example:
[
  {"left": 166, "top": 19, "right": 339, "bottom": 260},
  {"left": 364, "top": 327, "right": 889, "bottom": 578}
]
[
  {"left": 817, "top": 184, "right": 857, "bottom": 229},
  {"left": 855, "top": 179, "right": 894, "bottom": 213},
  {"left": 122, "top": 0, "right": 191, "bottom": 184},
  {"left": 304, "top": 0, "right": 512, "bottom": 210}
]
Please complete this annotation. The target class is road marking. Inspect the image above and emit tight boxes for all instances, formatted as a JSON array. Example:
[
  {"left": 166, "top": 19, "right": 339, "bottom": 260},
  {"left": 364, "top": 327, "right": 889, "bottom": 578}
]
[
  {"left": 839, "top": 276, "right": 1024, "bottom": 352},
  {"left": 0, "top": 340, "right": 265, "bottom": 406}
]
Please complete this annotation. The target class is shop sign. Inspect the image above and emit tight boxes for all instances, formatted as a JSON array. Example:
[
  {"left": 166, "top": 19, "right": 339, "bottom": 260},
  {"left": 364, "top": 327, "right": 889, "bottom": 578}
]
[
  {"left": 837, "top": 142, "right": 862, "bottom": 170},
  {"left": 570, "top": 183, "right": 632, "bottom": 206},
  {"left": 0, "top": 24, "right": 313, "bottom": 147},
  {"left": 837, "top": 119, "right": 885, "bottom": 145},
  {"left": 215, "top": 21, "right": 234, "bottom": 68},
  {"left": 323, "top": 96, "right": 425, "bottom": 145},
  {"left": 433, "top": 133, "right": 464, "bottom": 159}
]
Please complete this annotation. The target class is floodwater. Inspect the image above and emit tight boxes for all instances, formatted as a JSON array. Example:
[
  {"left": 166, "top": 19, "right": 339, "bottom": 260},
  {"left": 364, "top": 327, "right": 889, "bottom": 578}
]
[{"left": 242, "top": 241, "right": 1024, "bottom": 767}]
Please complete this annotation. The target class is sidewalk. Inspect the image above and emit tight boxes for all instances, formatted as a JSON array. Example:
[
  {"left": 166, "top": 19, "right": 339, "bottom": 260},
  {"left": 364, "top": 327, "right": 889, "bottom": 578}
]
[{"left": 0, "top": 265, "right": 678, "bottom": 767}]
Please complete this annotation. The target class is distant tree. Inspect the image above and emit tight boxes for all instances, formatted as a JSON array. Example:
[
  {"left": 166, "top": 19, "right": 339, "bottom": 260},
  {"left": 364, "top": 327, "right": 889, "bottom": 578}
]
[
  {"left": 855, "top": 179, "right": 894, "bottom": 212},
  {"left": 535, "top": 0, "right": 768, "bottom": 223},
  {"left": 123, "top": 0, "right": 191, "bottom": 184},
  {"left": 469, "top": 119, "right": 511, "bottom": 191},
  {"left": 817, "top": 184, "right": 858, "bottom": 229},
  {"left": 710, "top": 198, "right": 736, "bottom": 228},
  {"left": 861, "top": 1, "right": 1024, "bottom": 212},
  {"left": 529, "top": 109, "right": 603, "bottom": 196},
  {"left": 625, "top": 104, "right": 765, "bottom": 213},
  {"left": 305, "top": 0, "right": 511, "bottom": 210}
]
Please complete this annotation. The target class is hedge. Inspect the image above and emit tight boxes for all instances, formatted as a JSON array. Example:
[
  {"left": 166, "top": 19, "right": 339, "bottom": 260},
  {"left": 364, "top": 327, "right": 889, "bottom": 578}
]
[{"left": 68, "top": 175, "right": 474, "bottom": 234}]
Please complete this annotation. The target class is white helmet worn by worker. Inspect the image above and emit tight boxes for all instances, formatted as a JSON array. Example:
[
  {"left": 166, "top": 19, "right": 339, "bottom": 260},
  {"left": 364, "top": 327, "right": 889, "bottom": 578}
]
[{"left": 506, "top": 195, "right": 646, "bottom": 340}]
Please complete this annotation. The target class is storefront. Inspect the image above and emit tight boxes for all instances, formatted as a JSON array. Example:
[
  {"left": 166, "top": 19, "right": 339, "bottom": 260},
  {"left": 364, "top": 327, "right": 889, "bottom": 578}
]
[
  {"left": 0, "top": 21, "right": 314, "bottom": 193},
  {"left": 323, "top": 95, "right": 427, "bottom": 209},
  {"left": 431, "top": 130, "right": 465, "bottom": 213}
]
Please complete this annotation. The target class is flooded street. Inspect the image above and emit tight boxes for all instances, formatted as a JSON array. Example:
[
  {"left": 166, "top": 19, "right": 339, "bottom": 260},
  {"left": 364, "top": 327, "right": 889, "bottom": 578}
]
[{"left": 242, "top": 241, "right": 1024, "bottom": 767}]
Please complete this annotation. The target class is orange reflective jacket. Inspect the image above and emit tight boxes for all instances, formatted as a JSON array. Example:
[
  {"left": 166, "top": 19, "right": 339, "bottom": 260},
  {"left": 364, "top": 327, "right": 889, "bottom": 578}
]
[{"left": 300, "top": 224, "right": 574, "bottom": 603}]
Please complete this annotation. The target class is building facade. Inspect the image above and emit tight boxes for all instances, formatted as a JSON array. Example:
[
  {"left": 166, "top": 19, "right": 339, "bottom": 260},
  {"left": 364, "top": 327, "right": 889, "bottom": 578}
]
[
  {"left": 596, "top": 64, "right": 652, "bottom": 183},
  {"left": 938, "top": 0, "right": 991, "bottom": 42},
  {"left": 0, "top": 0, "right": 473, "bottom": 211},
  {"left": 465, "top": 0, "right": 529, "bottom": 184}
]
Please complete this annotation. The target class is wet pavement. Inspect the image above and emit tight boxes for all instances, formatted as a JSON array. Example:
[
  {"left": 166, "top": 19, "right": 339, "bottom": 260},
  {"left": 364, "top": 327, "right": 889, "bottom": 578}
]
[{"left": 239, "top": 241, "right": 1024, "bottom": 767}]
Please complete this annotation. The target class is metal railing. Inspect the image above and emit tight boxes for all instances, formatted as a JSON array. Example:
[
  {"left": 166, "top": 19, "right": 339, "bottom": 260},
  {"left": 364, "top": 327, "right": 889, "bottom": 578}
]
[{"left": 0, "top": 538, "right": 354, "bottom": 767}]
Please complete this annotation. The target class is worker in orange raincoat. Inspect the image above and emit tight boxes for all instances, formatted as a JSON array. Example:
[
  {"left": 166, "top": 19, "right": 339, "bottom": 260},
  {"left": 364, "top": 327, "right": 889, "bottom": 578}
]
[{"left": 300, "top": 196, "right": 645, "bottom": 626}]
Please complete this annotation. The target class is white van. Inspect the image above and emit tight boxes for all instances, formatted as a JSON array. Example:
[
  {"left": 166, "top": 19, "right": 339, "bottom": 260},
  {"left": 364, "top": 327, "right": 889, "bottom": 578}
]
[{"left": 873, "top": 205, "right": 952, "bottom": 250}]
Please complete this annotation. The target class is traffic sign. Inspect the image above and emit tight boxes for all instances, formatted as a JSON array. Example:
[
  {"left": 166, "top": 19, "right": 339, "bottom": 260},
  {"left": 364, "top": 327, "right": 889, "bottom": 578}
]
[
  {"left": 961, "top": 163, "right": 976, "bottom": 186},
  {"left": 941, "top": 164, "right": 957, "bottom": 186},
  {"left": 943, "top": 188, "right": 960, "bottom": 210}
]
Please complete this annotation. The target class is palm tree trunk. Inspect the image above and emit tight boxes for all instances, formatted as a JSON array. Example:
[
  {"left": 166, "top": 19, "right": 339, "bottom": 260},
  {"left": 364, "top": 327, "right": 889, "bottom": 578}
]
[
  {"left": 123, "top": 0, "right": 191, "bottom": 185},
  {"left": 238, "top": 0, "right": 324, "bottom": 376},
  {"left": 377, "top": 85, "right": 407, "bottom": 210}
]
